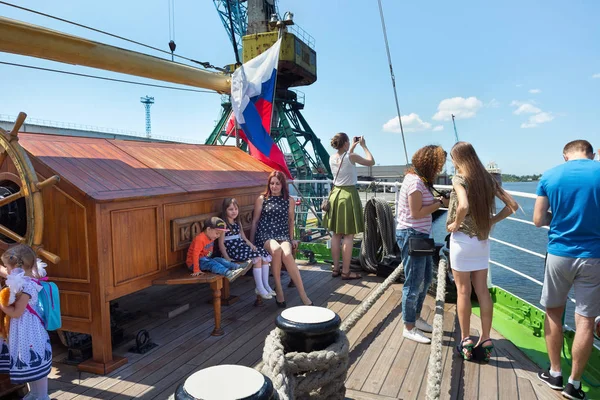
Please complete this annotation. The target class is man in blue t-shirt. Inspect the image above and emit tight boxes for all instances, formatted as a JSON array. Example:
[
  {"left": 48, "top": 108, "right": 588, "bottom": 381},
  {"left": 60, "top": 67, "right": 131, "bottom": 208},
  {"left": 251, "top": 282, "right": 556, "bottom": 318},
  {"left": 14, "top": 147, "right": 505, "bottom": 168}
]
[{"left": 533, "top": 139, "right": 600, "bottom": 400}]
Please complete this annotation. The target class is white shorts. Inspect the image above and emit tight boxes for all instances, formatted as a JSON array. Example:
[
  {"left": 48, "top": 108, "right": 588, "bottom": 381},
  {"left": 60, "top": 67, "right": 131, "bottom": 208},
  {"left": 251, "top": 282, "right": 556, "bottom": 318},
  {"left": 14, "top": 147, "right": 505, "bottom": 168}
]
[{"left": 450, "top": 231, "right": 490, "bottom": 272}]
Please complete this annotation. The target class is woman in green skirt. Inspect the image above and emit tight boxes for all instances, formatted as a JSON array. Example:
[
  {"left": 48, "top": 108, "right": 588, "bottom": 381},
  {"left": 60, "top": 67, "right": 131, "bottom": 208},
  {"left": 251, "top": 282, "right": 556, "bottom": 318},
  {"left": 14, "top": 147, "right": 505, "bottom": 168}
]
[{"left": 324, "top": 133, "right": 375, "bottom": 279}]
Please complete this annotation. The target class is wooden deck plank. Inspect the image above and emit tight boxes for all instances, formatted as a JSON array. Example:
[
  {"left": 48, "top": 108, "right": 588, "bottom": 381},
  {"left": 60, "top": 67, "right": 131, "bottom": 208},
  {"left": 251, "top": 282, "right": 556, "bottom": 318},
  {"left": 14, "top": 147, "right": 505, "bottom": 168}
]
[
  {"left": 136, "top": 276, "right": 377, "bottom": 400},
  {"left": 345, "top": 290, "right": 401, "bottom": 390},
  {"left": 468, "top": 311, "right": 563, "bottom": 400},
  {"left": 457, "top": 328, "right": 480, "bottom": 400},
  {"left": 417, "top": 306, "right": 456, "bottom": 399},
  {"left": 102, "top": 270, "right": 333, "bottom": 399},
  {"left": 53, "top": 280, "right": 260, "bottom": 399},
  {"left": 345, "top": 388, "right": 399, "bottom": 400},
  {"left": 65, "top": 269, "right": 325, "bottom": 400},
  {"left": 397, "top": 307, "right": 435, "bottom": 400},
  {"left": 377, "top": 306, "right": 432, "bottom": 399},
  {"left": 439, "top": 313, "right": 463, "bottom": 400},
  {"left": 496, "top": 348, "right": 519, "bottom": 400},
  {"left": 517, "top": 376, "right": 539, "bottom": 400},
  {"left": 39, "top": 264, "right": 572, "bottom": 400}
]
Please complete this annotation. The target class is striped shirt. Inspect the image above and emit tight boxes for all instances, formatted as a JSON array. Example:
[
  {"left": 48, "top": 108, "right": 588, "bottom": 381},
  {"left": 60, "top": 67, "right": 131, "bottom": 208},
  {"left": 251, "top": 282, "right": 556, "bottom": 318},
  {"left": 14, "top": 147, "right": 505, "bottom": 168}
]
[{"left": 396, "top": 174, "right": 435, "bottom": 234}]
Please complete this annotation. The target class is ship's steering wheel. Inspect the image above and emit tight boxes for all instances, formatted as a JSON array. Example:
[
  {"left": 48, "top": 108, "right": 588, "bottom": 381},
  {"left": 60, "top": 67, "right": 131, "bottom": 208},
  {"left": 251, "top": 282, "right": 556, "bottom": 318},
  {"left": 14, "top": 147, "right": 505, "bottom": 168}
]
[{"left": 0, "top": 112, "right": 60, "bottom": 264}]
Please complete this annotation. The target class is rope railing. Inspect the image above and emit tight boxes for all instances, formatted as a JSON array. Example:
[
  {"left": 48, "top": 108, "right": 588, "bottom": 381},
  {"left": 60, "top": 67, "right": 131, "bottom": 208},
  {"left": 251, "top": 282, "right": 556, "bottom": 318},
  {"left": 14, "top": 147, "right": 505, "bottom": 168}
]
[{"left": 426, "top": 258, "right": 448, "bottom": 400}]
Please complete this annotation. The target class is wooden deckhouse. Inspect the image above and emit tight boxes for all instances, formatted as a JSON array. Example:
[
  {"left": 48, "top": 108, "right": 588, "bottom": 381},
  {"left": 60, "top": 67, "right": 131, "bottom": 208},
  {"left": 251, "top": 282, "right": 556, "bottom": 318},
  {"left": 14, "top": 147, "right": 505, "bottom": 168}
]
[{"left": 0, "top": 132, "right": 271, "bottom": 375}]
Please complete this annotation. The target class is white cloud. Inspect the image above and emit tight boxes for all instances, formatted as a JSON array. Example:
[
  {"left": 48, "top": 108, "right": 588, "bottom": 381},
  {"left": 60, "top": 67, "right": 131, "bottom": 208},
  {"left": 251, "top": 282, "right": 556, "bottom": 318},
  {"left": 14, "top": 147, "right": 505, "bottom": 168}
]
[
  {"left": 593, "top": 73, "right": 600, "bottom": 79},
  {"left": 486, "top": 98, "right": 500, "bottom": 108},
  {"left": 513, "top": 103, "right": 541, "bottom": 115},
  {"left": 383, "top": 113, "right": 432, "bottom": 133},
  {"left": 528, "top": 89, "right": 541, "bottom": 94},
  {"left": 511, "top": 100, "right": 555, "bottom": 128},
  {"left": 432, "top": 96, "right": 483, "bottom": 121},
  {"left": 432, "top": 125, "right": 444, "bottom": 132}
]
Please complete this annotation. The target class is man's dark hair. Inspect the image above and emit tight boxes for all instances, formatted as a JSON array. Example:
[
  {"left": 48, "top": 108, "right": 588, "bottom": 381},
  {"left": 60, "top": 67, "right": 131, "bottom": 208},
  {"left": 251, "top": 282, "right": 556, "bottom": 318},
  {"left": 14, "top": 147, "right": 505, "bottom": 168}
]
[{"left": 563, "top": 140, "right": 593, "bottom": 155}]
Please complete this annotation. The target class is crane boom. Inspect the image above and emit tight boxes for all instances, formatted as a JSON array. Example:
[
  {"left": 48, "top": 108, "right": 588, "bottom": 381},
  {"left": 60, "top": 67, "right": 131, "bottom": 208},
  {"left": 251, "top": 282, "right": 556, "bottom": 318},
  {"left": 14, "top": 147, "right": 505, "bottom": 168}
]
[{"left": 0, "top": 16, "right": 231, "bottom": 93}]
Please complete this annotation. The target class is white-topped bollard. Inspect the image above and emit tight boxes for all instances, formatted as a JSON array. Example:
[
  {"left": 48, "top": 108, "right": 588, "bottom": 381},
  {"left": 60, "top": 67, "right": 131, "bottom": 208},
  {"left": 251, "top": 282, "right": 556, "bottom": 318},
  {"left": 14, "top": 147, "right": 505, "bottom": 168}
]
[
  {"left": 175, "top": 365, "right": 277, "bottom": 400},
  {"left": 275, "top": 306, "right": 341, "bottom": 353}
]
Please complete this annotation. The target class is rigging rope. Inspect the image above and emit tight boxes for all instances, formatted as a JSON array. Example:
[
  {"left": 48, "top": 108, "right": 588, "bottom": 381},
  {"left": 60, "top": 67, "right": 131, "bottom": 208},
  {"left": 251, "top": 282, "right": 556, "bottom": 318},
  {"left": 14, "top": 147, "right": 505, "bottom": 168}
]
[
  {"left": 0, "top": 1, "right": 222, "bottom": 71},
  {"left": 359, "top": 198, "right": 397, "bottom": 273},
  {"left": 0, "top": 61, "right": 218, "bottom": 94},
  {"left": 376, "top": 0, "right": 409, "bottom": 165}
]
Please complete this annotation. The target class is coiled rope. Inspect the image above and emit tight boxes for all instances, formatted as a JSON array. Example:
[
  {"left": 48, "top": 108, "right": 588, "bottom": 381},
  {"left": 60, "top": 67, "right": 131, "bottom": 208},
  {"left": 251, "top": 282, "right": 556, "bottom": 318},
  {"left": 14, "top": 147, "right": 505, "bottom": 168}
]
[
  {"left": 359, "top": 198, "right": 397, "bottom": 273},
  {"left": 426, "top": 258, "right": 448, "bottom": 400},
  {"left": 261, "top": 329, "right": 349, "bottom": 400}
]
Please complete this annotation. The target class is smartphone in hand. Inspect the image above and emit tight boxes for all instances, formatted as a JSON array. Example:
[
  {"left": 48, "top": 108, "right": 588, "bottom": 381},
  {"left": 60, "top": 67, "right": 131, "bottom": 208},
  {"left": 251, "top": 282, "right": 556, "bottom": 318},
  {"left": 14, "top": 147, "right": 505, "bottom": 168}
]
[{"left": 353, "top": 136, "right": 361, "bottom": 143}]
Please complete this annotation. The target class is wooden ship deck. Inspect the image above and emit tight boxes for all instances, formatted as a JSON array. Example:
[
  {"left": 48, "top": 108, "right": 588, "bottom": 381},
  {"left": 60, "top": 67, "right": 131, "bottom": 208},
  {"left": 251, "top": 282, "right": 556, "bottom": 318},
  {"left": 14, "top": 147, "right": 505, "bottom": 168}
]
[{"left": 26, "top": 262, "right": 564, "bottom": 400}]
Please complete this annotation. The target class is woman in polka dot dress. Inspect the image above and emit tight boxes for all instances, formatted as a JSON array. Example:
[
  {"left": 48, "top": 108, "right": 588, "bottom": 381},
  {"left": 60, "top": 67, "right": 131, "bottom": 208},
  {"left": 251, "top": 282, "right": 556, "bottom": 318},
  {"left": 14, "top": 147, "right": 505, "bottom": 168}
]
[
  {"left": 218, "top": 197, "right": 275, "bottom": 300},
  {"left": 251, "top": 171, "right": 313, "bottom": 308},
  {"left": 0, "top": 245, "right": 52, "bottom": 400}
]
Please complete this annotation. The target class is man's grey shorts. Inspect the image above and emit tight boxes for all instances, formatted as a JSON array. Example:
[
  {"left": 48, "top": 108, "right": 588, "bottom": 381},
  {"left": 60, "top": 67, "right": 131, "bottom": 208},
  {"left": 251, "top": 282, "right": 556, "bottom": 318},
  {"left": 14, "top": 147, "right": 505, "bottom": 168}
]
[{"left": 541, "top": 253, "right": 600, "bottom": 317}]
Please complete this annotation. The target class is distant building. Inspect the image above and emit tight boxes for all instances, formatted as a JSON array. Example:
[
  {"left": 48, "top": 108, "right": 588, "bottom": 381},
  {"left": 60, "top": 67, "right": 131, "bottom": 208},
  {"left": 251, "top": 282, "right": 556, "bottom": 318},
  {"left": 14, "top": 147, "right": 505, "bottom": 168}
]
[
  {"left": 356, "top": 164, "right": 451, "bottom": 185},
  {"left": 356, "top": 165, "right": 409, "bottom": 182}
]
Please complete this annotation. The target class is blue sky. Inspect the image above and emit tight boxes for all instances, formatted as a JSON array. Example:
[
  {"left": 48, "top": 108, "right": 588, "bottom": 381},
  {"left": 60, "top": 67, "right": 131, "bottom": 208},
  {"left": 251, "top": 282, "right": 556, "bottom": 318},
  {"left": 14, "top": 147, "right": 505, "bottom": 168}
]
[{"left": 0, "top": 0, "right": 598, "bottom": 174}]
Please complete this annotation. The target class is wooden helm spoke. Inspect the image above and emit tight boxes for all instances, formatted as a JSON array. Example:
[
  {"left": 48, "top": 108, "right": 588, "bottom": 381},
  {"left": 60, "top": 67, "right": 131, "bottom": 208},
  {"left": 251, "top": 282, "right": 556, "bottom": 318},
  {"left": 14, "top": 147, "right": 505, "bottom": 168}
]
[
  {"left": 0, "top": 148, "right": 7, "bottom": 170},
  {"left": 0, "top": 223, "right": 24, "bottom": 244},
  {"left": 0, "top": 189, "right": 24, "bottom": 208}
]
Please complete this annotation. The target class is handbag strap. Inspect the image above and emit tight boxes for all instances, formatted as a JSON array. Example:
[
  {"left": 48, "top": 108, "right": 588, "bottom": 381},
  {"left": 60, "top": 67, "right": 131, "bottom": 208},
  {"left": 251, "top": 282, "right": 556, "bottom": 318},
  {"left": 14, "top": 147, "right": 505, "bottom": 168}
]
[{"left": 331, "top": 152, "right": 347, "bottom": 187}]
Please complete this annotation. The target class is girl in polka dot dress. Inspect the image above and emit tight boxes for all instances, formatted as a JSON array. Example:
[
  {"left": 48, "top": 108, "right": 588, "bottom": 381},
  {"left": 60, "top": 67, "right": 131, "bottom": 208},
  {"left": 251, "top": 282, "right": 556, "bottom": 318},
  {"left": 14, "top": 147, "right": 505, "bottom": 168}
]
[
  {"left": 250, "top": 171, "right": 312, "bottom": 308},
  {"left": 218, "top": 198, "right": 275, "bottom": 300},
  {"left": 0, "top": 244, "right": 52, "bottom": 400}
]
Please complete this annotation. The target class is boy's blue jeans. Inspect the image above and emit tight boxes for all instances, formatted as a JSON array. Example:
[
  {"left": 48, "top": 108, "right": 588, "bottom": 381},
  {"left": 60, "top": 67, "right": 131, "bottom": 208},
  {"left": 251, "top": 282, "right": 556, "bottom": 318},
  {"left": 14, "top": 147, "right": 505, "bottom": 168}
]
[
  {"left": 397, "top": 228, "right": 433, "bottom": 325},
  {"left": 189, "top": 257, "right": 239, "bottom": 276}
]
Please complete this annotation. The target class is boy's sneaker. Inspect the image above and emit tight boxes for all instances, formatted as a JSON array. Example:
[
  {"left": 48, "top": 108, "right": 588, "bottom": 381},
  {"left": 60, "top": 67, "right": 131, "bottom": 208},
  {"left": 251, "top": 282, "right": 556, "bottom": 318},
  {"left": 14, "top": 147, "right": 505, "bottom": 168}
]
[
  {"left": 562, "top": 383, "right": 586, "bottom": 400},
  {"left": 402, "top": 327, "right": 431, "bottom": 344},
  {"left": 225, "top": 268, "right": 245, "bottom": 282},
  {"left": 537, "top": 369, "right": 563, "bottom": 390},
  {"left": 415, "top": 317, "right": 433, "bottom": 333},
  {"left": 236, "top": 260, "right": 253, "bottom": 272}
]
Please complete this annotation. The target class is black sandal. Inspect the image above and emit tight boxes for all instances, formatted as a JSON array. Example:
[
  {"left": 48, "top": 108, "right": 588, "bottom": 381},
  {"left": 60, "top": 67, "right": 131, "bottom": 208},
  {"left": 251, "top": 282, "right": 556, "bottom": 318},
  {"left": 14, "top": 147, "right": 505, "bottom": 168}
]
[
  {"left": 473, "top": 338, "right": 494, "bottom": 362},
  {"left": 456, "top": 337, "right": 474, "bottom": 361}
]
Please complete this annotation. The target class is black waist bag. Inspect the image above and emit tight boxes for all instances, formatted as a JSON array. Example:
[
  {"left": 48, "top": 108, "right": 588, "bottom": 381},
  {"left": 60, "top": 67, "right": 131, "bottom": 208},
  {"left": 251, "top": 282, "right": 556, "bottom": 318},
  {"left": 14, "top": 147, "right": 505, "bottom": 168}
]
[{"left": 408, "top": 237, "right": 436, "bottom": 257}]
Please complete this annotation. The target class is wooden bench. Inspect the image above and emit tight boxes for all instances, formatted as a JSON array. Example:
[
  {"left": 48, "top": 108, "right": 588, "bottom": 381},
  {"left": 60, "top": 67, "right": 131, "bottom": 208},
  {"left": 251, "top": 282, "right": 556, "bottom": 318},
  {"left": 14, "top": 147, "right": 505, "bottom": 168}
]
[{"left": 152, "top": 262, "right": 253, "bottom": 336}]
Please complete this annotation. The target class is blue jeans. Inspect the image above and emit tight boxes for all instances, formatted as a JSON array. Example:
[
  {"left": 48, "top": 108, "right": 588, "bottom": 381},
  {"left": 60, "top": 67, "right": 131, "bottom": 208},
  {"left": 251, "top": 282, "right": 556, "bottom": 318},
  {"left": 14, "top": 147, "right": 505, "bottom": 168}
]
[
  {"left": 397, "top": 228, "right": 433, "bottom": 324},
  {"left": 191, "top": 257, "right": 239, "bottom": 276}
]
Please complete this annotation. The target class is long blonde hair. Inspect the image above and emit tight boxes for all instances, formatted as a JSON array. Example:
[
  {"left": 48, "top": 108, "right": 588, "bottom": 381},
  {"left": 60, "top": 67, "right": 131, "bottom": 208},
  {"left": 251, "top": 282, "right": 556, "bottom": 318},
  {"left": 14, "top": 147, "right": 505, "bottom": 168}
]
[{"left": 450, "top": 142, "right": 497, "bottom": 238}]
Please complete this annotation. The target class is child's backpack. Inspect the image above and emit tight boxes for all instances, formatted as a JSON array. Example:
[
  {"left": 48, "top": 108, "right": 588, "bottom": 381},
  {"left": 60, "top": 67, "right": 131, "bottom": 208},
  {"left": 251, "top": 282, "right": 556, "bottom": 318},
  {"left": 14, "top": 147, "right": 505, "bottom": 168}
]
[{"left": 27, "top": 278, "right": 62, "bottom": 331}]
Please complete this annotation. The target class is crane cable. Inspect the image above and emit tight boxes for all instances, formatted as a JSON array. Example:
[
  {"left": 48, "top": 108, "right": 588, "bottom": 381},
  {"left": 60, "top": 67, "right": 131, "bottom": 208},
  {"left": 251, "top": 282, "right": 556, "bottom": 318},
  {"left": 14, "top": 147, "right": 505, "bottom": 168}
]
[
  {"left": 377, "top": 0, "right": 409, "bottom": 165},
  {"left": 0, "top": 1, "right": 223, "bottom": 72}
]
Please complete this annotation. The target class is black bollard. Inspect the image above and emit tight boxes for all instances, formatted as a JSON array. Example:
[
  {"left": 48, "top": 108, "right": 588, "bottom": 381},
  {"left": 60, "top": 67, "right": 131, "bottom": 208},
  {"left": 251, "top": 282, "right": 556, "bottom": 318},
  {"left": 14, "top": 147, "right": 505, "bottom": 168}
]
[
  {"left": 175, "top": 364, "right": 277, "bottom": 400},
  {"left": 275, "top": 306, "right": 341, "bottom": 353}
]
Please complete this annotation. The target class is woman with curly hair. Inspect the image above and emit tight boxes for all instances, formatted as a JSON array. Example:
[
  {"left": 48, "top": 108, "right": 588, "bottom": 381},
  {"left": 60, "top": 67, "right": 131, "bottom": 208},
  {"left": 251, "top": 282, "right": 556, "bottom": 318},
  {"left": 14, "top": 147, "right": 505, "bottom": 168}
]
[
  {"left": 396, "top": 145, "right": 448, "bottom": 344},
  {"left": 447, "top": 142, "right": 517, "bottom": 361},
  {"left": 323, "top": 133, "right": 375, "bottom": 280}
]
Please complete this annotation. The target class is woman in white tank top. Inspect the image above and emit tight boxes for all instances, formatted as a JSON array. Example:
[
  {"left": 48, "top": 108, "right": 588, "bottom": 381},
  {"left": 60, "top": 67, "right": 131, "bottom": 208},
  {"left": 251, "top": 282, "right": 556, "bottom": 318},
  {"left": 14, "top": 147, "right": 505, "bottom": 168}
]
[{"left": 323, "top": 133, "right": 375, "bottom": 280}]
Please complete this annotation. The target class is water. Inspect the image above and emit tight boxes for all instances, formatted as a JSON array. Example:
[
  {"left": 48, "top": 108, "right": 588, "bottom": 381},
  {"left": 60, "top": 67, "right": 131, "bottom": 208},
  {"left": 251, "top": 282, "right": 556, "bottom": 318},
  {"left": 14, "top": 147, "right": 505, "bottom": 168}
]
[{"left": 431, "top": 181, "right": 577, "bottom": 327}]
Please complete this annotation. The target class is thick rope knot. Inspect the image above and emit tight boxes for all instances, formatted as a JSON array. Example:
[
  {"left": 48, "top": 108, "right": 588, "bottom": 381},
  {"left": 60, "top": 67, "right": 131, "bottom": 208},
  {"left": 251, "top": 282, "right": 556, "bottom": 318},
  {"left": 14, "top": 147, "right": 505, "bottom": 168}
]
[{"left": 261, "top": 328, "right": 349, "bottom": 400}]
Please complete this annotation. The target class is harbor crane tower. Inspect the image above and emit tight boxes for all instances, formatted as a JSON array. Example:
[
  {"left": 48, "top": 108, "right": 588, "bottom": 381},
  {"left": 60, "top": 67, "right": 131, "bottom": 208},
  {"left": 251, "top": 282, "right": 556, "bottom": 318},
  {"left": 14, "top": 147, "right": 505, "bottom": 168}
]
[{"left": 207, "top": 0, "right": 331, "bottom": 234}]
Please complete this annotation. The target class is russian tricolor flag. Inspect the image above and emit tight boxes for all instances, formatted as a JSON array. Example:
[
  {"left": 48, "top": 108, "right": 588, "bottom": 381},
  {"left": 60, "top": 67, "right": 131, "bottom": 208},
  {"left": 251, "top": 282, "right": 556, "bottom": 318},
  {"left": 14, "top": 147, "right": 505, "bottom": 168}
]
[{"left": 230, "top": 38, "right": 292, "bottom": 179}]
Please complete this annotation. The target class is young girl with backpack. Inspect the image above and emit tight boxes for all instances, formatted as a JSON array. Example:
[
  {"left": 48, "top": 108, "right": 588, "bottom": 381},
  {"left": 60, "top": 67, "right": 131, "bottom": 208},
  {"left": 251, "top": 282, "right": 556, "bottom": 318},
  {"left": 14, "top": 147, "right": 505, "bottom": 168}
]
[
  {"left": 0, "top": 244, "right": 53, "bottom": 400},
  {"left": 218, "top": 198, "right": 275, "bottom": 300}
]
